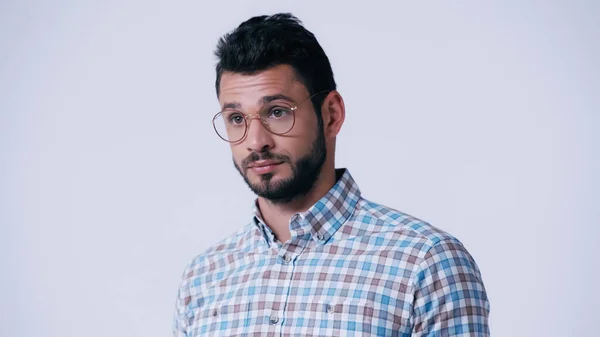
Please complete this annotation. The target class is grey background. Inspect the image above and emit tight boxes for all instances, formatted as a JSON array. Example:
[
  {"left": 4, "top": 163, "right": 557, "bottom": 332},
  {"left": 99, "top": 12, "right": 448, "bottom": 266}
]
[{"left": 1, "top": 1, "right": 598, "bottom": 336}]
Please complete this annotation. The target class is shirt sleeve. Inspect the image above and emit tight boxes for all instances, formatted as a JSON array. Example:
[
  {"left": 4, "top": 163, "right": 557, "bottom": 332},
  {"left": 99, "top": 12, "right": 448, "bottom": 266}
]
[
  {"left": 172, "top": 265, "right": 192, "bottom": 337},
  {"left": 411, "top": 238, "right": 490, "bottom": 336}
]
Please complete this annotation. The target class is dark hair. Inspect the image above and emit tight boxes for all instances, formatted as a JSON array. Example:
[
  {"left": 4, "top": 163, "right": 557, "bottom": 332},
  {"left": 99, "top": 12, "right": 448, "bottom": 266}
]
[{"left": 214, "top": 13, "right": 336, "bottom": 118}]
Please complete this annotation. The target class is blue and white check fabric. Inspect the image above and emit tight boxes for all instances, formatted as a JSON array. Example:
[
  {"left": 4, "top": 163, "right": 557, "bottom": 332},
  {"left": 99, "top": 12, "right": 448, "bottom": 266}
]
[{"left": 173, "top": 168, "right": 490, "bottom": 336}]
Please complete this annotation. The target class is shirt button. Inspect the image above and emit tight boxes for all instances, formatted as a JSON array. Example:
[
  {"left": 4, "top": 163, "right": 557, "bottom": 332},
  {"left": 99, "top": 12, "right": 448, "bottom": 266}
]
[
  {"left": 282, "top": 254, "right": 291, "bottom": 263},
  {"left": 316, "top": 233, "right": 324, "bottom": 241},
  {"left": 326, "top": 304, "right": 335, "bottom": 313},
  {"left": 269, "top": 314, "right": 279, "bottom": 324}
]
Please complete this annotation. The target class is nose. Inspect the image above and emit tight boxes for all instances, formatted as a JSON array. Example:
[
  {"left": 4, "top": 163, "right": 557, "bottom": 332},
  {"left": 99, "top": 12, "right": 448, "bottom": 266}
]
[{"left": 244, "top": 116, "right": 274, "bottom": 153}]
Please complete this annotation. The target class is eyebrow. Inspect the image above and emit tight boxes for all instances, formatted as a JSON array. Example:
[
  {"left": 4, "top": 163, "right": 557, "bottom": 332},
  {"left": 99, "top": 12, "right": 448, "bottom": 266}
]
[
  {"left": 222, "top": 102, "right": 241, "bottom": 110},
  {"left": 260, "top": 94, "right": 295, "bottom": 105},
  {"left": 221, "top": 94, "right": 296, "bottom": 110}
]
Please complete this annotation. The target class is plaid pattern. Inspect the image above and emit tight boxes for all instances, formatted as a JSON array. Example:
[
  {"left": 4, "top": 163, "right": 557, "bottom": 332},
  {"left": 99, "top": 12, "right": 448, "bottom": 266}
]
[{"left": 173, "top": 169, "right": 490, "bottom": 336}]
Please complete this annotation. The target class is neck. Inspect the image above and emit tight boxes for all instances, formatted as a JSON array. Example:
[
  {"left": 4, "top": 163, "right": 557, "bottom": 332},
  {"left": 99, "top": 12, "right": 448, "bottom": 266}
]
[{"left": 257, "top": 166, "right": 337, "bottom": 243}]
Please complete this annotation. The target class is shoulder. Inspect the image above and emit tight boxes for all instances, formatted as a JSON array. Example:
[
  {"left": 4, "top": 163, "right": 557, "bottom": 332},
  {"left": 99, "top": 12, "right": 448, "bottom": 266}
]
[
  {"left": 354, "top": 198, "right": 489, "bottom": 328},
  {"left": 178, "top": 221, "right": 257, "bottom": 288},
  {"left": 350, "top": 197, "right": 484, "bottom": 276},
  {"left": 353, "top": 197, "right": 458, "bottom": 249}
]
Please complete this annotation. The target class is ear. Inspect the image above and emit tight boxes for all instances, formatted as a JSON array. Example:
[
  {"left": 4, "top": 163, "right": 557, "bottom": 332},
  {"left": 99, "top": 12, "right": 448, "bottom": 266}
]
[{"left": 321, "top": 90, "right": 345, "bottom": 138}]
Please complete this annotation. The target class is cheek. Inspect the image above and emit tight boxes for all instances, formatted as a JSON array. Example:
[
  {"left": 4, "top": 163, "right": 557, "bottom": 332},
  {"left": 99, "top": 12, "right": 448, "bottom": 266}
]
[
  {"left": 276, "top": 136, "right": 313, "bottom": 160},
  {"left": 230, "top": 145, "right": 245, "bottom": 164},
  {"left": 285, "top": 114, "right": 320, "bottom": 144}
]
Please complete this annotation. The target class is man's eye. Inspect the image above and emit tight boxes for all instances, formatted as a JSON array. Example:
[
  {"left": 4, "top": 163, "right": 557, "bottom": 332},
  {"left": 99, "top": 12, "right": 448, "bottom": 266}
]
[
  {"left": 269, "top": 108, "right": 289, "bottom": 118},
  {"left": 228, "top": 114, "right": 244, "bottom": 124}
]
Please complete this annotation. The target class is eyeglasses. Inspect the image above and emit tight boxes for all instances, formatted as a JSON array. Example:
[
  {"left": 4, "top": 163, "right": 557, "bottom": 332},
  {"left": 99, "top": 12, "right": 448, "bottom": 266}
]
[{"left": 212, "top": 91, "right": 329, "bottom": 143}]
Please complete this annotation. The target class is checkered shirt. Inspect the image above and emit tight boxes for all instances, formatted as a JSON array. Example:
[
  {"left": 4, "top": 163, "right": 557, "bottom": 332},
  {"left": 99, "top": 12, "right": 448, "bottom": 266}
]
[{"left": 173, "top": 168, "right": 490, "bottom": 336}]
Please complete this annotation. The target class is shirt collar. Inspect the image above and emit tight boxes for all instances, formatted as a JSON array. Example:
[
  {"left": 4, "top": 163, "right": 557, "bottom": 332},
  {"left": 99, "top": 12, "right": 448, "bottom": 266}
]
[{"left": 252, "top": 168, "right": 361, "bottom": 245}]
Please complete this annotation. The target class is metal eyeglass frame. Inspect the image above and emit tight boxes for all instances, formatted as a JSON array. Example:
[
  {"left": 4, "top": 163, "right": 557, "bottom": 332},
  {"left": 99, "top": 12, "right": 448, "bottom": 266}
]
[{"left": 212, "top": 90, "right": 329, "bottom": 143}]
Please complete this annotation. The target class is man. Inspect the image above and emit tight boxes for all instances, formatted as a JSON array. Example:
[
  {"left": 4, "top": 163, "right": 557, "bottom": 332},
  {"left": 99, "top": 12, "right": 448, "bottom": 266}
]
[{"left": 173, "top": 13, "right": 490, "bottom": 337}]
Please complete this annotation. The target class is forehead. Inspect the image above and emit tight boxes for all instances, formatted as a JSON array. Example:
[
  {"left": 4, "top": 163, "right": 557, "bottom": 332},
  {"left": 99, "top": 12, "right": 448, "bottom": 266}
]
[{"left": 218, "top": 64, "right": 308, "bottom": 105}]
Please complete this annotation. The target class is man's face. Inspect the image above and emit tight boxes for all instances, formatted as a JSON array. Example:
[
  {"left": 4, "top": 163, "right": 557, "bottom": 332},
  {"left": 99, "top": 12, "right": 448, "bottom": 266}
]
[{"left": 218, "top": 64, "right": 326, "bottom": 204}]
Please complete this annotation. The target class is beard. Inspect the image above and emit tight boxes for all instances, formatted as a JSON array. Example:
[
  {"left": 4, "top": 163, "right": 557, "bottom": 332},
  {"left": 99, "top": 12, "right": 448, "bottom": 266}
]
[{"left": 233, "top": 126, "right": 327, "bottom": 205}]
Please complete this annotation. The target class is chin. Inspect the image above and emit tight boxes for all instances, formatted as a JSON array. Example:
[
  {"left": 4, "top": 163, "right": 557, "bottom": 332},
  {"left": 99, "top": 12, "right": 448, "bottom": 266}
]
[{"left": 252, "top": 171, "right": 286, "bottom": 183}]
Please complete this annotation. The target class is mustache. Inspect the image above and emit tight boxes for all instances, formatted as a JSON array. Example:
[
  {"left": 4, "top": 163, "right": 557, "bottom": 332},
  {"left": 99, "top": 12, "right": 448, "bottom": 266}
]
[{"left": 241, "top": 151, "right": 291, "bottom": 169}]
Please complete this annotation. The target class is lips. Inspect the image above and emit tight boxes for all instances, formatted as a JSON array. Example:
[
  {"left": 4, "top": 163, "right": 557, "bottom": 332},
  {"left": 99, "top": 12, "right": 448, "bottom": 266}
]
[
  {"left": 247, "top": 160, "right": 284, "bottom": 174},
  {"left": 247, "top": 160, "right": 284, "bottom": 168}
]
